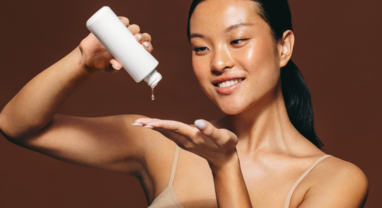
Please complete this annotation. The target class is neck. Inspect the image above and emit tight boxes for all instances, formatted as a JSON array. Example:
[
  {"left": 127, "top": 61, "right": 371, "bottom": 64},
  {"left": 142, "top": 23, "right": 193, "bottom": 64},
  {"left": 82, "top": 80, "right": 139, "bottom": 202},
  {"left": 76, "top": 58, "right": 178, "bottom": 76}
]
[{"left": 221, "top": 86, "right": 299, "bottom": 154}]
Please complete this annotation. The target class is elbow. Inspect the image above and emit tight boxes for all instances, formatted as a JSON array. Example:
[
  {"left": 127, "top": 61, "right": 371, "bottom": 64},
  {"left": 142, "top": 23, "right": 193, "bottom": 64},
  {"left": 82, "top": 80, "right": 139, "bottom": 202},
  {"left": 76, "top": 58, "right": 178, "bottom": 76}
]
[
  {"left": 0, "top": 111, "right": 49, "bottom": 146},
  {"left": 0, "top": 127, "right": 29, "bottom": 146},
  {"left": 0, "top": 112, "right": 8, "bottom": 139},
  {"left": 0, "top": 112, "right": 30, "bottom": 144},
  {"left": 0, "top": 125, "right": 19, "bottom": 145}
]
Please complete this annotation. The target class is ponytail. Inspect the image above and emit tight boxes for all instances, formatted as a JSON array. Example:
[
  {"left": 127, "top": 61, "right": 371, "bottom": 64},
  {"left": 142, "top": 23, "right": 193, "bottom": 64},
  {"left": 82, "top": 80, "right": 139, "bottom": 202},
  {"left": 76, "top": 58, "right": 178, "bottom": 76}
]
[{"left": 281, "top": 61, "right": 323, "bottom": 148}]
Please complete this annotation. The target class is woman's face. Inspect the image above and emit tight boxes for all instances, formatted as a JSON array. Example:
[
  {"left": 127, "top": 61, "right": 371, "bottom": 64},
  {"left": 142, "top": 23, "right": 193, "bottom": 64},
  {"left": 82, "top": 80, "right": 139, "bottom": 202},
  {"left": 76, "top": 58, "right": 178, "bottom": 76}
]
[{"left": 190, "top": 0, "right": 283, "bottom": 115}]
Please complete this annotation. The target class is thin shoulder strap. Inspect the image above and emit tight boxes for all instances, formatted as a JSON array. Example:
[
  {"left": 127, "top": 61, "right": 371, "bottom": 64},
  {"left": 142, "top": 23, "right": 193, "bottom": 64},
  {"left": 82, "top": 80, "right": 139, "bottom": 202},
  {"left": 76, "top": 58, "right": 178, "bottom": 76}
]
[
  {"left": 168, "top": 145, "right": 181, "bottom": 187},
  {"left": 283, "top": 155, "right": 332, "bottom": 208}
]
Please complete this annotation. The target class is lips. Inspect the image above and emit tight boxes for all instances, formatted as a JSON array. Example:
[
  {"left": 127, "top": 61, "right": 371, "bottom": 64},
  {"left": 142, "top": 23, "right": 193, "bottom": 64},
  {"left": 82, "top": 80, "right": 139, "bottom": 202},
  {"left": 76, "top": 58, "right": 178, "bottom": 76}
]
[
  {"left": 215, "top": 78, "right": 244, "bottom": 88},
  {"left": 212, "top": 77, "right": 245, "bottom": 95}
]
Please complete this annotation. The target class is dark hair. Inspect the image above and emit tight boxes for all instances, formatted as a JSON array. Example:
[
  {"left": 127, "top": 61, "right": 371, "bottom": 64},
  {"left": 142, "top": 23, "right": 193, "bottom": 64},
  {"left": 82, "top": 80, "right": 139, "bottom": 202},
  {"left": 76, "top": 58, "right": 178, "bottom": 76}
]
[{"left": 187, "top": 0, "right": 323, "bottom": 148}]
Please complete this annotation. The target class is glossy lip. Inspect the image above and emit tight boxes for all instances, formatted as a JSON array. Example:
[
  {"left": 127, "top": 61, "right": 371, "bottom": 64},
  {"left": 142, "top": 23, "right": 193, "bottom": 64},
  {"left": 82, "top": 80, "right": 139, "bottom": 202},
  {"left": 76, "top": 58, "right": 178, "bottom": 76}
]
[
  {"left": 213, "top": 78, "right": 245, "bottom": 95},
  {"left": 212, "top": 76, "right": 245, "bottom": 85}
]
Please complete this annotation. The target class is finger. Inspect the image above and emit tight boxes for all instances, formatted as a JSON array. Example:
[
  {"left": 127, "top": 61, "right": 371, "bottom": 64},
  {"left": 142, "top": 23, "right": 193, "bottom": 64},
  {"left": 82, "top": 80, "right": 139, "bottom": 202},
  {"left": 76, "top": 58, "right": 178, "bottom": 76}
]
[
  {"left": 152, "top": 120, "right": 216, "bottom": 149},
  {"left": 194, "top": 119, "right": 237, "bottom": 147},
  {"left": 128, "top": 24, "right": 140, "bottom": 35},
  {"left": 135, "top": 33, "right": 152, "bottom": 44},
  {"left": 133, "top": 117, "right": 156, "bottom": 127},
  {"left": 110, "top": 59, "right": 122, "bottom": 70},
  {"left": 156, "top": 129, "right": 194, "bottom": 150},
  {"left": 135, "top": 118, "right": 188, "bottom": 133},
  {"left": 135, "top": 118, "right": 196, "bottom": 138},
  {"left": 133, "top": 118, "right": 194, "bottom": 148},
  {"left": 155, "top": 120, "right": 195, "bottom": 136},
  {"left": 118, "top": 16, "right": 130, "bottom": 26},
  {"left": 142, "top": 33, "right": 152, "bottom": 43},
  {"left": 142, "top": 42, "right": 153, "bottom": 53},
  {"left": 135, "top": 33, "right": 143, "bottom": 43}
]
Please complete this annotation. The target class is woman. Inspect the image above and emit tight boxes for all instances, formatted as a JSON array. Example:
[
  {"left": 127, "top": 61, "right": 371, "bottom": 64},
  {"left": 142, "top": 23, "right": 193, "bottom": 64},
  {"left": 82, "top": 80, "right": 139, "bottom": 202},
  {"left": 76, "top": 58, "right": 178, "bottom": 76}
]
[{"left": 0, "top": 0, "right": 368, "bottom": 207}]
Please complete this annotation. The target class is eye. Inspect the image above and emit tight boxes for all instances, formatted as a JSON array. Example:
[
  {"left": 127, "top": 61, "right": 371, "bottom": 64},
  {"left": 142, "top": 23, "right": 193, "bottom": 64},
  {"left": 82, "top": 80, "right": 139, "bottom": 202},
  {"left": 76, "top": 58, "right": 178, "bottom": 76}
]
[
  {"left": 193, "top": 46, "right": 209, "bottom": 55},
  {"left": 230, "top": 39, "right": 248, "bottom": 46},
  {"left": 193, "top": 47, "right": 208, "bottom": 53}
]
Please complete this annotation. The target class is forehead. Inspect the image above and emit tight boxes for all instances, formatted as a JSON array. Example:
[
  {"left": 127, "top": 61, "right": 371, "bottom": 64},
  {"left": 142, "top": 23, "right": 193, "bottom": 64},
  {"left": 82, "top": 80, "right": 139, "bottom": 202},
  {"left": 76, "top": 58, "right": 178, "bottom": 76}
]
[{"left": 189, "top": 0, "right": 262, "bottom": 33}]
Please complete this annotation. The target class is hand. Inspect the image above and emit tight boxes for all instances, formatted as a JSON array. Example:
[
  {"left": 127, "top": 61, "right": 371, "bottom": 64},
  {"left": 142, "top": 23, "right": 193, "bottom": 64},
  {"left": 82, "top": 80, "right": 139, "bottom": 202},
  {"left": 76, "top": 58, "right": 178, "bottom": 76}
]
[
  {"left": 78, "top": 16, "right": 154, "bottom": 73},
  {"left": 134, "top": 118, "right": 253, "bottom": 207},
  {"left": 133, "top": 118, "right": 239, "bottom": 169}
]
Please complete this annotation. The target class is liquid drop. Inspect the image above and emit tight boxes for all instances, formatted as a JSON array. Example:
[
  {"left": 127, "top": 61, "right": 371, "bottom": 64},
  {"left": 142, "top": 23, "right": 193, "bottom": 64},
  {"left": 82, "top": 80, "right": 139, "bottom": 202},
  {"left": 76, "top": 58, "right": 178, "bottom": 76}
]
[{"left": 151, "top": 87, "right": 155, "bottom": 101}]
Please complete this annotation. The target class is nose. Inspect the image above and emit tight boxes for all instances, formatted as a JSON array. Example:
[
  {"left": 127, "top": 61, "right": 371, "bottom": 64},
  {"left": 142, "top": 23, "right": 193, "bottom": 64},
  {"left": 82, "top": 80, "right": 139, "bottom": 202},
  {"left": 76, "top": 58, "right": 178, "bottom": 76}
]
[{"left": 211, "top": 46, "right": 234, "bottom": 74}]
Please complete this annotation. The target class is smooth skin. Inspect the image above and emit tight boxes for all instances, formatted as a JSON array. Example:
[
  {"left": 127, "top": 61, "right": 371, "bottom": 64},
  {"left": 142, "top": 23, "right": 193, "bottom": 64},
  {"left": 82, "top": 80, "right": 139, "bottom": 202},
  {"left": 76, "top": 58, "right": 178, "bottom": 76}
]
[{"left": 0, "top": 0, "right": 368, "bottom": 207}]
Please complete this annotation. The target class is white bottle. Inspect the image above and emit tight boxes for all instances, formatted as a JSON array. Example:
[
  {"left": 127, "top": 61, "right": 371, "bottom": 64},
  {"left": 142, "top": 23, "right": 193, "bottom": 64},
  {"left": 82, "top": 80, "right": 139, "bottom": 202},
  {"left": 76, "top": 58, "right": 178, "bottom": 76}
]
[{"left": 86, "top": 6, "right": 162, "bottom": 88}]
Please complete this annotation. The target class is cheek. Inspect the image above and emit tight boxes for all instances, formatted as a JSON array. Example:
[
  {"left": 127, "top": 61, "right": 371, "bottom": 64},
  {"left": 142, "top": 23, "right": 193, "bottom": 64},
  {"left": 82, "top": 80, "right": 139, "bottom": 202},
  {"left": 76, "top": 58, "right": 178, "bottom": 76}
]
[
  {"left": 233, "top": 38, "right": 281, "bottom": 102},
  {"left": 192, "top": 55, "right": 211, "bottom": 84},
  {"left": 192, "top": 56, "right": 203, "bottom": 81},
  {"left": 242, "top": 38, "right": 279, "bottom": 78},
  {"left": 239, "top": 38, "right": 278, "bottom": 73}
]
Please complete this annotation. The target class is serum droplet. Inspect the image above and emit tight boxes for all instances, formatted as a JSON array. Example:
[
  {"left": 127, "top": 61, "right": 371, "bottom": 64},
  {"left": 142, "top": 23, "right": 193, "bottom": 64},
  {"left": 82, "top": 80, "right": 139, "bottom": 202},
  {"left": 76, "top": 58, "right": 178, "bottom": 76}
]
[{"left": 151, "top": 87, "right": 155, "bottom": 101}]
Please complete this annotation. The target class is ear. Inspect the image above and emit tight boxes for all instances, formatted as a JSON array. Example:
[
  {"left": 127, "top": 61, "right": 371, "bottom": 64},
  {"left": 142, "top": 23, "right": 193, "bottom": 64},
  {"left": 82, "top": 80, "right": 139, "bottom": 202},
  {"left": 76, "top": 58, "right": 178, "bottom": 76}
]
[{"left": 277, "top": 30, "right": 295, "bottom": 68}]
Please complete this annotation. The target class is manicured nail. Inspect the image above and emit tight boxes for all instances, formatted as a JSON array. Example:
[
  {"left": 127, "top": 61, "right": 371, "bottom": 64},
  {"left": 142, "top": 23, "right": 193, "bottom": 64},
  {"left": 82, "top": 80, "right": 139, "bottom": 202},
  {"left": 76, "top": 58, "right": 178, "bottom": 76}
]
[
  {"left": 137, "top": 34, "right": 143, "bottom": 41},
  {"left": 132, "top": 123, "right": 143, "bottom": 127},
  {"left": 143, "top": 42, "right": 150, "bottom": 48},
  {"left": 112, "top": 64, "right": 121, "bottom": 70},
  {"left": 194, "top": 119, "right": 206, "bottom": 130},
  {"left": 144, "top": 125, "right": 154, "bottom": 129}
]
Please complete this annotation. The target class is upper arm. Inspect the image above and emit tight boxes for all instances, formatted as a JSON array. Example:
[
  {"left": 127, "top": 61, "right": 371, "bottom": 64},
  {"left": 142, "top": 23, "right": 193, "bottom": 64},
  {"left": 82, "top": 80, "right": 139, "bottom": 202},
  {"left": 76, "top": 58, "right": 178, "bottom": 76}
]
[
  {"left": 299, "top": 160, "right": 368, "bottom": 208},
  {"left": 4, "top": 114, "right": 166, "bottom": 175}
]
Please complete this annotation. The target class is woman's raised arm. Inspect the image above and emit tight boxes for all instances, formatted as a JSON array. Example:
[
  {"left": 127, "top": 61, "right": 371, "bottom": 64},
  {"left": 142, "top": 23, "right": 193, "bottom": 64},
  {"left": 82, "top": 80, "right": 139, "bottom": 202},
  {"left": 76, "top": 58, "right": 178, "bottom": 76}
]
[{"left": 0, "top": 17, "right": 162, "bottom": 174}]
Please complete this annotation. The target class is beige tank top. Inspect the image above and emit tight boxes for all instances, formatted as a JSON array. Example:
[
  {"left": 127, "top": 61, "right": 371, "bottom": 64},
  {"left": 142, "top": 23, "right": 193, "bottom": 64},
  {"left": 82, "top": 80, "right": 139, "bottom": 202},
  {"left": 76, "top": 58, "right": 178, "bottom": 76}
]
[{"left": 148, "top": 146, "right": 332, "bottom": 208}]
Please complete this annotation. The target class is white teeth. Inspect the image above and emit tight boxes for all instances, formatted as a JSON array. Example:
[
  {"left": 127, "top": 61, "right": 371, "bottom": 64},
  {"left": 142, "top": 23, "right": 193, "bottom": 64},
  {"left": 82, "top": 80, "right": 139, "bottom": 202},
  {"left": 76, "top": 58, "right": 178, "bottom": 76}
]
[{"left": 217, "top": 79, "right": 243, "bottom": 88}]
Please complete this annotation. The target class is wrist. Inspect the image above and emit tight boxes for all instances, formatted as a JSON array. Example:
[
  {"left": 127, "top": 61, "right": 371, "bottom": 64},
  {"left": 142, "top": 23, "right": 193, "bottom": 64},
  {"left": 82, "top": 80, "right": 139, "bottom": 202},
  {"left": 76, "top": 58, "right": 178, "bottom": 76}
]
[
  {"left": 52, "top": 47, "right": 99, "bottom": 88},
  {"left": 209, "top": 151, "right": 241, "bottom": 175},
  {"left": 71, "top": 46, "right": 99, "bottom": 77},
  {"left": 72, "top": 46, "right": 94, "bottom": 74}
]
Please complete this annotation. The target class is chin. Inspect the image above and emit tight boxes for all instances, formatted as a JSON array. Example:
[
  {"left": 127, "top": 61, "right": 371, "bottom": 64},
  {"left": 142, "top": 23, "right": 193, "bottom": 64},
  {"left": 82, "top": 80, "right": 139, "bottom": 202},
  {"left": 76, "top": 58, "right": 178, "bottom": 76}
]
[
  {"left": 215, "top": 93, "right": 266, "bottom": 116},
  {"left": 216, "top": 100, "right": 248, "bottom": 115}
]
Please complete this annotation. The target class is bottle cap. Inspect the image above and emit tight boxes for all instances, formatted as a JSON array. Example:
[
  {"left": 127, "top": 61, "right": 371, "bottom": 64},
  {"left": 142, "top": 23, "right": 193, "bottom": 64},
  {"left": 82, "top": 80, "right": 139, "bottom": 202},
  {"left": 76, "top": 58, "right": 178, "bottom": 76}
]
[{"left": 144, "top": 70, "right": 162, "bottom": 88}]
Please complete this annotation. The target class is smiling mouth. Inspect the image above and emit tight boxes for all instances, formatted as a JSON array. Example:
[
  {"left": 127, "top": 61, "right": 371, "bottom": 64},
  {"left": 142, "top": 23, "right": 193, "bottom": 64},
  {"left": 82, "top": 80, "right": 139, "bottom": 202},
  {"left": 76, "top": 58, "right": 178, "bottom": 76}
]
[{"left": 213, "top": 78, "right": 245, "bottom": 88}]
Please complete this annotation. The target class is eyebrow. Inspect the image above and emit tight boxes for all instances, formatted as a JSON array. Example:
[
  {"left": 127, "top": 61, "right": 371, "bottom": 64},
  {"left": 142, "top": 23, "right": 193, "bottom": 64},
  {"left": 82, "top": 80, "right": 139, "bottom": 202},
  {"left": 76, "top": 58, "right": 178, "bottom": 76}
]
[
  {"left": 224, "top": 23, "right": 254, "bottom": 33},
  {"left": 190, "top": 23, "right": 254, "bottom": 39},
  {"left": 190, "top": 33, "right": 204, "bottom": 39}
]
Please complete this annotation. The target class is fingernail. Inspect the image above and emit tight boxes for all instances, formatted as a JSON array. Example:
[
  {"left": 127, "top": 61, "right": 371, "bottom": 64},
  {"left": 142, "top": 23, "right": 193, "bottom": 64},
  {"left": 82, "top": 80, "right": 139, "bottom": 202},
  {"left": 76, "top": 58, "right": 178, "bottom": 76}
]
[
  {"left": 144, "top": 125, "right": 154, "bottom": 129},
  {"left": 137, "top": 34, "right": 142, "bottom": 41},
  {"left": 132, "top": 123, "right": 143, "bottom": 127},
  {"left": 112, "top": 64, "right": 121, "bottom": 70},
  {"left": 194, "top": 119, "right": 206, "bottom": 130},
  {"left": 143, "top": 42, "right": 150, "bottom": 48}
]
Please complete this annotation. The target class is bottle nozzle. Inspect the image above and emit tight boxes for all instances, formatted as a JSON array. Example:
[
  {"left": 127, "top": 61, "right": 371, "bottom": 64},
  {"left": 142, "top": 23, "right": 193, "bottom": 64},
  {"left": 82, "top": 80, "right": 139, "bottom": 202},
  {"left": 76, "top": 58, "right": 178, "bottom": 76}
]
[{"left": 144, "top": 70, "right": 162, "bottom": 88}]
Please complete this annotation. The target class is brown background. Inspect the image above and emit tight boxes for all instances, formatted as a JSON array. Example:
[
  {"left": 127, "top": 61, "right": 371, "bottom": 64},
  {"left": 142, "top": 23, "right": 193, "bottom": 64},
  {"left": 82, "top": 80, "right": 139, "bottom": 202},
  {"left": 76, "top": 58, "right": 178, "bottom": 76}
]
[{"left": 0, "top": 0, "right": 381, "bottom": 207}]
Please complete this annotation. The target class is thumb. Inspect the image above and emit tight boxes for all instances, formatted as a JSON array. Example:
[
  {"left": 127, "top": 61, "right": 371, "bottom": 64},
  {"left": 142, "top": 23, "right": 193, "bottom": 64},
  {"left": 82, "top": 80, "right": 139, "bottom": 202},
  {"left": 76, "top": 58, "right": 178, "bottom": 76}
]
[
  {"left": 110, "top": 59, "right": 122, "bottom": 70},
  {"left": 194, "top": 119, "right": 221, "bottom": 140},
  {"left": 194, "top": 119, "right": 207, "bottom": 130}
]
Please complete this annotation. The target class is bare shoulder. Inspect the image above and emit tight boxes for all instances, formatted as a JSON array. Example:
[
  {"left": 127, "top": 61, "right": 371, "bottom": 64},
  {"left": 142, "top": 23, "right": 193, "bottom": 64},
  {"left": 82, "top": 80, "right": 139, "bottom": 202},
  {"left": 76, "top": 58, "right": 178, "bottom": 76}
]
[
  {"left": 300, "top": 156, "right": 368, "bottom": 208},
  {"left": 315, "top": 156, "right": 368, "bottom": 190}
]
